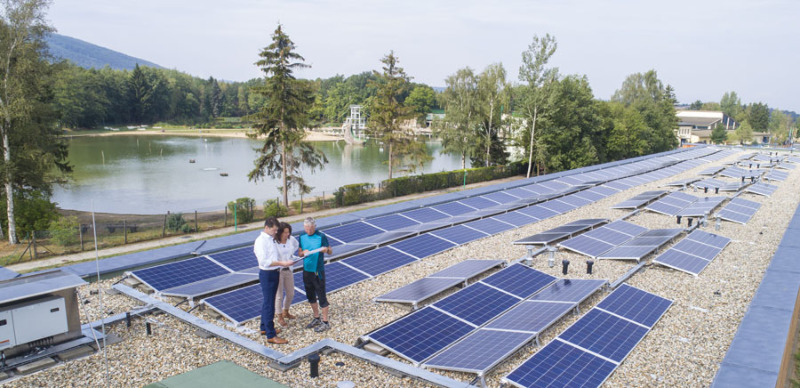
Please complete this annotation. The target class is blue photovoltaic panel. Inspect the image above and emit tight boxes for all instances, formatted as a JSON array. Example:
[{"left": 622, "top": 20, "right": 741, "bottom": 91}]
[
  {"left": 203, "top": 283, "right": 262, "bottom": 324},
  {"left": 598, "top": 245, "right": 656, "bottom": 261},
  {"left": 481, "top": 264, "right": 556, "bottom": 299},
  {"left": 460, "top": 196, "right": 501, "bottom": 210},
  {"left": 529, "top": 279, "right": 607, "bottom": 303},
  {"left": 687, "top": 230, "right": 730, "bottom": 249},
  {"left": 432, "top": 201, "right": 476, "bottom": 216},
  {"left": 573, "top": 189, "right": 605, "bottom": 202},
  {"left": 646, "top": 201, "right": 682, "bottom": 216},
  {"left": 654, "top": 249, "right": 712, "bottom": 275},
  {"left": 425, "top": 329, "right": 534, "bottom": 373},
  {"left": 434, "top": 282, "right": 520, "bottom": 326},
  {"left": 491, "top": 211, "right": 536, "bottom": 227},
  {"left": 486, "top": 301, "right": 573, "bottom": 333},
  {"left": 730, "top": 197, "right": 760, "bottom": 210},
  {"left": 589, "top": 185, "right": 619, "bottom": 196},
  {"left": 323, "top": 222, "right": 384, "bottom": 243},
  {"left": 596, "top": 284, "right": 672, "bottom": 328},
  {"left": 320, "top": 261, "right": 371, "bottom": 292},
  {"left": 559, "top": 194, "right": 592, "bottom": 207},
  {"left": 584, "top": 227, "right": 635, "bottom": 245},
  {"left": 161, "top": 272, "right": 258, "bottom": 298},
  {"left": 505, "top": 187, "right": 538, "bottom": 200},
  {"left": 505, "top": 340, "right": 617, "bottom": 388},
  {"left": 374, "top": 277, "right": 463, "bottom": 304},
  {"left": 401, "top": 207, "right": 450, "bottom": 223},
  {"left": 208, "top": 247, "right": 258, "bottom": 272},
  {"left": 367, "top": 307, "right": 475, "bottom": 364},
  {"left": 429, "top": 259, "right": 504, "bottom": 279},
  {"left": 364, "top": 214, "right": 420, "bottom": 231},
  {"left": 341, "top": 246, "right": 417, "bottom": 277},
  {"left": 483, "top": 191, "right": 519, "bottom": 204},
  {"left": 463, "top": 218, "right": 515, "bottom": 235},
  {"left": 390, "top": 233, "right": 456, "bottom": 259},
  {"left": 604, "top": 180, "right": 632, "bottom": 191},
  {"left": 560, "top": 309, "right": 649, "bottom": 363},
  {"left": 672, "top": 239, "right": 722, "bottom": 260},
  {"left": 132, "top": 257, "right": 231, "bottom": 291},
  {"left": 539, "top": 199, "right": 575, "bottom": 214},
  {"left": 429, "top": 225, "right": 488, "bottom": 245},
  {"left": 718, "top": 210, "right": 752, "bottom": 224},
  {"left": 516, "top": 205, "right": 559, "bottom": 220},
  {"left": 558, "top": 235, "right": 614, "bottom": 257}
]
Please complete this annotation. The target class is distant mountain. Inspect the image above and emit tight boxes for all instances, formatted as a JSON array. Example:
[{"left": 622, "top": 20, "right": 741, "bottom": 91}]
[{"left": 45, "top": 33, "right": 162, "bottom": 71}]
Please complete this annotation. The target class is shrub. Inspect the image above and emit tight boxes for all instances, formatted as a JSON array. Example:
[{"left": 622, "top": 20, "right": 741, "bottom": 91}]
[
  {"left": 48, "top": 216, "right": 79, "bottom": 246},
  {"left": 227, "top": 197, "right": 256, "bottom": 223},
  {"left": 334, "top": 183, "right": 374, "bottom": 207},
  {"left": 263, "top": 199, "right": 289, "bottom": 218},
  {"left": 166, "top": 213, "right": 187, "bottom": 232}
]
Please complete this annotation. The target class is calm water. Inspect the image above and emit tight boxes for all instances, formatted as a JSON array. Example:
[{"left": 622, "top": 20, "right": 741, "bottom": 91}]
[{"left": 52, "top": 135, "right": 463, "bottom": 214}]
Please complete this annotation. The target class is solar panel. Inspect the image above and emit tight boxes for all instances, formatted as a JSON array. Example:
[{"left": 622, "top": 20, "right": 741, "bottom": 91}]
[
  {"left": 559, "top": 309, "right": 649, "bottom": 362},
  {"left": 424, "top": 329, "right": 535, "bottom": 373},
  {"left": 666, "top": 178, "right": 699, "bottom": 187},
  {"left": 491, "top": 211, "right": 536, "bottom": 227},
  {"left": 364, "top": 214, "right": 420, "bottom": 231},
  {"left": 604, "top": 180, "right": 632, "bottom": 191},
  {"left": 677, "top": 196, "right": 726, "bottom": 216},
  {"left": 539, "top": 199, "right": 575, "bottom": 214},
  {"left": 374, "top": 277, "right": 463, "bottom": 306},
  {"left": 559, "top": 234, "right": 616, "bottom": 257},
  {"left": 432, "top": 201, "right": 476, "bottom": 216},
  {"left": 504, "top": 340, "right": 617, "bottom": 388},
  {"left": 132, "top": 257, "right": 231, "bottom": 292},
  {"left": 765, "top": 170, "right": 789, "bottom": 181},
  {"left": 161, "top": 272, "right": 258, "bottom": 299},
  {"left": 516, "top": 205, "right": 559, "bottom": 220},
  {"left": 730, "top": 197, "right": 760, "bottom": 210},
  {"left": 718, "top": 209, "right": 752, "bottom": 224},
  {"left": 529, "top": 278, "right": 607, "bottom": 303},
  {"left": 505, "top": 187, "right": 539, "bottom": 200},
  {"left": 480, "top": 264, "right": 556, "bottom": 299},
  {"left": 366, "top": 307, "right": 475, "bottom": 364},
  {"left": 483, "top": 191, "right": 520, "bottom": 204},
  {"left": 699, "top": 165, "right": 725, "bottom": 175},
  {"left": 654, "top": 249, "right": 713, "bottom": 275},
  {"left": 745, "top": 182, "right": 778, "bottom": 197},
  {"left": 596, "top": 283, "right": 672, "bottom": 327},
  {"left": 202, "top": 283, "right": 262, "bottom": 324},
  {"left": 604, "top": 221, "right": 648, "bottom": 237},
  {"left": 433, "top": 282, "right": 521, "bottom": 326},
  {"left": 401, "top": 207, "right": 450, "bottom": 223},
  {"left": 598, "top": 245, "right": 657, "bottom": 261},
  {"left": 389, "top": 233, "right": 456, "bottom": 259},
  {"left": 645, "top": 201, "right": 683, "bottom": 216},
  {"left": 514, "top": 232, "right": 568, "bottom": 246},
  {"left": 463, "top": 218, "right": 515, "bottom": 235},
  {"left": 585, "top": 227, "right": 637, "bottom": 245},
  {"left": 653, "top": 230, "right": 730, "bottom": 276},
  {"left": 672, "top": 239, "right": 722, "bottom": 259},
  {"left": 460, "top": 196, "right": 501, "bottom": 210},
  {"left": 322, "top": 261, "right": 372, "bottom": 292},
  {"left": 486, "top": 301, "right": 574, "bottom": 333},
  {"left": 428, "top": 225, "right": 487, "bottom": 245},
  {"left": 341, "top": 246, "right": 417, "bottom": 277},
  {"left": 323, "top": 222, "right": 384, "bottom": 243},
  {"left": 558, "top": 194, "right": 592, "bottom": 207},
  {"left": 572, "top": 189, "right": 605, "bottom": 202},
  {"left": 429, "top": 259, "right": 505, "bottom": 279},
  {"left": 207, "top": 247, "right": 258, "bottom": 272}
]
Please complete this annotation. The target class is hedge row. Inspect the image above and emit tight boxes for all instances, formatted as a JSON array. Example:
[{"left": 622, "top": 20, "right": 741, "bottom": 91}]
[{"left": 333, "top": 161, "right": 526, "bottom": 207}]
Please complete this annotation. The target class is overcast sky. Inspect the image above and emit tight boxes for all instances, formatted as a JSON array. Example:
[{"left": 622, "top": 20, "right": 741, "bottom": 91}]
[{"left": 48, "top": 0, "right": 800, "bottom": 112}]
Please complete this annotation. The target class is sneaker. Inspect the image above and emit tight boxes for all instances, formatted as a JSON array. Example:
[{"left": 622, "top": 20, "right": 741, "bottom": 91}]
[
  {"left": 306, "top": 317, "right": 322, "bottom": 329},
  {"left": 314, "top": 321, "right": 331, "bottom": 333}
]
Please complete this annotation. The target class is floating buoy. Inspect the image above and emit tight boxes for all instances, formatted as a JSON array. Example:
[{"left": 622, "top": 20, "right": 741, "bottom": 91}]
[
  {"left": 220, "top": 172, "right": 228, "bottom": 177},
  {"left": 189, "top": 159, "right": 195, "bottom": 163}
]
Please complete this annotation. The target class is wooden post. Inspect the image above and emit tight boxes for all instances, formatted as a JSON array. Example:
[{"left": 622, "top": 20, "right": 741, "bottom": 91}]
[
  {"left": 195, "top": 210, "right": 198, "bottom": 232},
  {"left": 32, "top": 234, "right": 38, "bottom": 259},
  {"left": 79, "top": 225, "right": 84, "bottom": 251},
  {"left": 123, "top": 220, "right": 127, "bottom": 244},
  {"left": 233, "top": 204, "right": 237, "bottom": 231},
  {"left": 163, "top": 211, "right": 169, "bottom": 237},
  {"left": 224, "top": 206, "right": 227, "bottom": 227}
]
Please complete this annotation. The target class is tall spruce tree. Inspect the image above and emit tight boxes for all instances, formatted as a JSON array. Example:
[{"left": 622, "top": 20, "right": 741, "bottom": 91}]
[
  {"left": 0, "top": 0, "right": 69, "bottom": 243},
  {"left": 247, "top": 24, "right": 327, "bottom": 207}
]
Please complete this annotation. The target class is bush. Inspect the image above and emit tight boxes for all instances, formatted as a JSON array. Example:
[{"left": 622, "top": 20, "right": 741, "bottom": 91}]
[
  {"left": 334, "top": 183, "right": 374, "bottom": 207},
  {"left": 380, "top": 164, "right": 521, "bottom": 197},
  {"left": 48, "top": 216, "right": 79, "bottom": 246},
  {"left": 227, "top": 197, "right": 256, "bottom": 223},
  {"left": 263, "top": 199, "right": 289, "bottom": 218},
  {"left": 166, "top": 212, "right": 188, "bottom": 232}
]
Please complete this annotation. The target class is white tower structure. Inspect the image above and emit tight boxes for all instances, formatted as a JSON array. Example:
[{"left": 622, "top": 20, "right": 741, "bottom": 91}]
[{"left": 342, "top": 105, "right": 366, "bottom": 145}]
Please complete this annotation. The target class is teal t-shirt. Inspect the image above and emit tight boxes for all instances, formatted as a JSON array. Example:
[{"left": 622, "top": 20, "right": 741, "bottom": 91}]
[{"left": 299, "top": 231, "right": 329, "bottom": 273}]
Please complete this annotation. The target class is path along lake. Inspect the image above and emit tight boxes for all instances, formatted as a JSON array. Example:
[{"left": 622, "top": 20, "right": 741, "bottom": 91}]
[{"left": 52, "top": 135, "right": 463, "bottom": 215}]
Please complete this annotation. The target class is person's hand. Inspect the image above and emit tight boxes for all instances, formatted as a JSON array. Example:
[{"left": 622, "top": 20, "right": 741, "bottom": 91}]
[
  {"left": 298, "top": 250, "right": 305, "bottom": 257},
  {"left": 326, "top": 247, "right": 333, "bottom": 255}
]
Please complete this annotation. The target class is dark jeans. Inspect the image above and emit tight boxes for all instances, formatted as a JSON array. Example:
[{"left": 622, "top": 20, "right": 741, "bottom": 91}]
[
  {"left": 259, "top": 269, "right": 279, "bottom": 338},
  {"left": 303, "top": 270, "right": 329, "bottom": 308}
]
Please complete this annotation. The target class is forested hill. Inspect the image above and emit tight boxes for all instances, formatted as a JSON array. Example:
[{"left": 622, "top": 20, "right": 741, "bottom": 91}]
[{"left": 45, "top": 33, "right": 162, "bottom": 71}]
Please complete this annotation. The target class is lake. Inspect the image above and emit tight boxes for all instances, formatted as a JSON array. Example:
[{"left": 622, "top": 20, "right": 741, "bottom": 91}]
[{"left": 52, "top": 135, "right": 463, "bottom": 214}]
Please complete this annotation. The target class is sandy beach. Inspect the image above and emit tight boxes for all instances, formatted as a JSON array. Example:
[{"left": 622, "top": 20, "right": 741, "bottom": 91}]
[{"left": 66, "top": 127, "right": 344, "bottom": 142}]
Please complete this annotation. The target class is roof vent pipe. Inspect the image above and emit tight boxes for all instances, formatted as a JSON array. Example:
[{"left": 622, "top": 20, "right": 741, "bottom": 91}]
[
  {"left": 586, "top": 260, "right": 594, "bottom": 274},
  {"left": 676, "top": 215, "right": 682, "bottom": 224},
  {"left": 562, "top": 259, "right": 570, "bottom": 275},
  {"left": 309, "top": 353, "right": 321, "bottom": 378},
  {"left": 688, "top": 218, "right": 694, "bottom": 227}
]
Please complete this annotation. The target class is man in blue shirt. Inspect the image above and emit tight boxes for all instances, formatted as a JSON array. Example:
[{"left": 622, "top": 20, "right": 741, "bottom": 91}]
[{"left": 299, "top": 216, "right": 333, "bottom": 332}]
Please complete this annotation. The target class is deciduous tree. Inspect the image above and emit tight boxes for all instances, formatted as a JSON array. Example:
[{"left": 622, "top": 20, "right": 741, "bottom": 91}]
[
  {"left": 611, "top": 70, "right": 678, "bottom": 153},
  {"left": 476, "top": 63, "right": 509, "bottom": 167},
  {"left": 518, "top": 34, "right": 558, "bottom": 177}
]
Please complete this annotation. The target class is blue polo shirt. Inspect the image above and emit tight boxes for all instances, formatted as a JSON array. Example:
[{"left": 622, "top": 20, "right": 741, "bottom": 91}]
[{"left": 299, "top": 231, "right": 329, "bottom": 273}]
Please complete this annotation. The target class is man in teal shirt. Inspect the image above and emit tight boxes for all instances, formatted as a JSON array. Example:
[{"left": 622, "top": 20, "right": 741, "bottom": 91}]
[{"left": 299, "top": 217, "right": 333, "bottom": 332}]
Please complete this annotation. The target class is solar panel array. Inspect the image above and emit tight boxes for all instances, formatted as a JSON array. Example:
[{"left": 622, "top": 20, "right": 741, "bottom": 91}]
[
  {"left": 718, "top": 197, "right": 761, "bottom": 224},
  {"left": 676, "top": 196, "right": 726, "bottom": 217},
  {"left": 699, "top": 165, "right": 725, "bottom": 176},
  {"left": 692, "top": 178, "right": 741, "bottom": 192},
  {"left": 645, "top": 191, "right": 700, "bottom": 216},
  {"left": 776, "top": 163, "right": 796, "bottom": 170},
  {"left": 765, "top": 170, "right": 789, "bottom": 182},
  {"left": 558, "top": 221, "right": 648, "bottom": 258},
  {"left": 424, "top": 278, "right": 607, "bottom": 375},
  {"left": 666, "top": 178, "right": 700, "bottom": 187},
  {"left": 745, "top": 182, "right": 778, "bottom": 197},
  {"left": 598, "top": 229, "right": 682, "bottom": 261},
  {"left": 513, "top": 219, "right": 608, "bottom": 246},
  {"left": 612, "top": 190, "right": 668, "bottom": 209},
  {"left": 504, "top": 284, "right": 672, "bottom": 388},
  {"left": 720, "top": 166, "right": 763, "bottom": 179},
  {"left": 374, "top": 259, "right": 505, "bottom": 308},
  {"left": 653, "top": 230, "right": 731, "bottom": 276}
]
